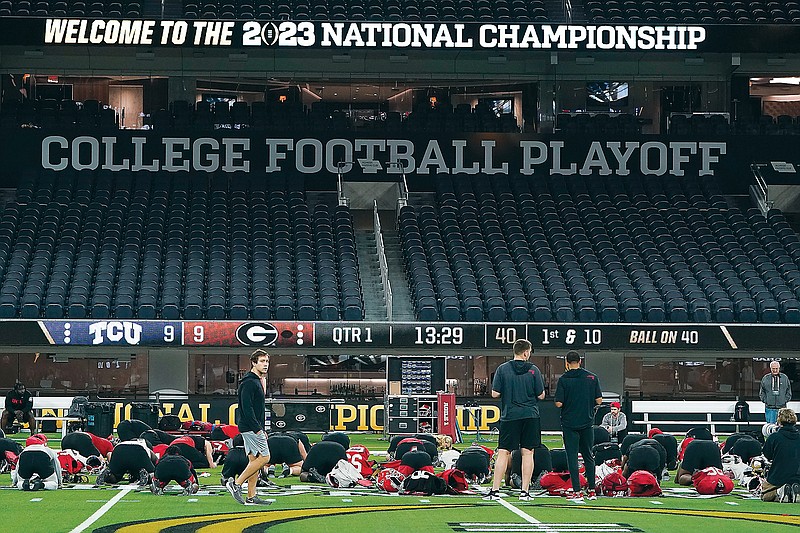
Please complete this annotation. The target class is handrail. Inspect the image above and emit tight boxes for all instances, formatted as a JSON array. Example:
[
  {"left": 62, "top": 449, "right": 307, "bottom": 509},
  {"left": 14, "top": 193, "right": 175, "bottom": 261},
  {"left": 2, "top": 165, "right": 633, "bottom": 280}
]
[
  {"left": 750, "top": 163, "right": 773, "bottom": 211},
  {"left": 336, "top": 161, "right": 351, "bottom": 206},
  {"left": 388, "top": 161, "right": 409, "bottom": 222},
  {"left": 374, "top": 200, "right": 393, "bottom": 321}
]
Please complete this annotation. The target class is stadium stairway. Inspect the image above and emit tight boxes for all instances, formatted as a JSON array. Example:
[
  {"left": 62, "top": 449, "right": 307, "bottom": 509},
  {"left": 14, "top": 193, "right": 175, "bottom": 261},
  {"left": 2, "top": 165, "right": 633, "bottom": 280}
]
[
  {"left": 355, "top": 229, "right": 388, "bottom": 321},
  {"left": 382, "top": 231, "right": 417, "bottom": 321},
  {"left": 544, "top": 0, "right": 571, "bottom": 22}
]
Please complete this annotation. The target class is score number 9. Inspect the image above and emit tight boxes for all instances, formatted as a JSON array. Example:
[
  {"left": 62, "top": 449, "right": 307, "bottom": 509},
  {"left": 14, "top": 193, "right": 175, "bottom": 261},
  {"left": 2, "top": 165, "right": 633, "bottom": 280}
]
[{"left": 163, "top": 325, "right": 205, "bottom": 343}]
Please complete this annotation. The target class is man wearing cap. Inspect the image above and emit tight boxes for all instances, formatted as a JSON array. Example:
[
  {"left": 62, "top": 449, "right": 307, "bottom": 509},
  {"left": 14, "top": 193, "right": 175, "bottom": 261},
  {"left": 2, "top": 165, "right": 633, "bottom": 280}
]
[
  {"left": 2, "top": 382, "right": 36, "bottom": 433},
  {"left": 12, "top": 434, "right": 62, "bottom": 490},
  {"left": 600, "top": 402, "right": 627, "bottom": 443},
  {"left": 760, "top": 361, "right": 792, "bottom": 425}
]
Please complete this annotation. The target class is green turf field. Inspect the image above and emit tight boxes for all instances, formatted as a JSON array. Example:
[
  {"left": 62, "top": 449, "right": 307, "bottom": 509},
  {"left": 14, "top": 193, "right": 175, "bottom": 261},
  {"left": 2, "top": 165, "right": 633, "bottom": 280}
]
[{"left": 3, "top": 432, "right": 799, "bottom": 533}]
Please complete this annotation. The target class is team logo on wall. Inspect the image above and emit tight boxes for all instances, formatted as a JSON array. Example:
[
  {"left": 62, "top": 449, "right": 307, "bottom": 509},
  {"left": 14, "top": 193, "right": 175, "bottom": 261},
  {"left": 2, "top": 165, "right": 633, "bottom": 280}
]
[{"left": 235, "top": 322, "right": 280, "bottom": 346}]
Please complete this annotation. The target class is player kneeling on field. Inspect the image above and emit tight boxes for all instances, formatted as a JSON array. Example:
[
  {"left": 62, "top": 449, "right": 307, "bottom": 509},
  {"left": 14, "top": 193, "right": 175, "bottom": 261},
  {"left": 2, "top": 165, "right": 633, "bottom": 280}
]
[
  {"left": 151, "top": 445, "right": 199, "bottom": 495},
  {"left": 761, "top": 408, "right": 800, "bottom": 503},
  {"left": 97, "top": 438, "right": 157, "bottom": 486},
  {"left": 12, "top": 435, "right": 61, "bottom": 491}
]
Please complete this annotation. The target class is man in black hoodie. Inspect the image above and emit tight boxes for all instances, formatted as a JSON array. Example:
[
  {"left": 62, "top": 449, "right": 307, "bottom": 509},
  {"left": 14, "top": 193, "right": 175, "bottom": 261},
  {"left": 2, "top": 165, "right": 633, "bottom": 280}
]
[
  {"left": 761, "top": 407, "right": 800, "bottom": 502},
  {"left": 225, "top": 349, "right": 272, "bottom": 505},
  {"left": 483, "top": 339, "right": 545, "bottom": 502},
  {"left": 555, "top": 350, "right": 603, "bottom": 501}
]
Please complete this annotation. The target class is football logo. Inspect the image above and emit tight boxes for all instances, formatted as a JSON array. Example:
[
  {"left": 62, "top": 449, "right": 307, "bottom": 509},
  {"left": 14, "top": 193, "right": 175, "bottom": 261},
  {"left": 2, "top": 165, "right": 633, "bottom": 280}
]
[{"left": 235, "top": 323, "right": 279, "bottom": 346}]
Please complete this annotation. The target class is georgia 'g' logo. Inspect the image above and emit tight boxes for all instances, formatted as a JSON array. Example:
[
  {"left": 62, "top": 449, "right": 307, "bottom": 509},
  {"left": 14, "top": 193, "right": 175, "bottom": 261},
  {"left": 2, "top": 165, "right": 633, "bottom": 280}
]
[{"left": 235, "top": 322, "right": 279, "bottom": 346}]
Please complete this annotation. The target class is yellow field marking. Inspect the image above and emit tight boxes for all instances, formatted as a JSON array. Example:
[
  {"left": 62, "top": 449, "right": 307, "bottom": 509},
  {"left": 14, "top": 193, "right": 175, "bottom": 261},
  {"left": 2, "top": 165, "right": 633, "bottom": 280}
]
[
  {"left": 542, "top": 504, "right": 800, "bottom": 526},
  {"left": 113, "top": 504, "right": 465, "bottom": 533}
]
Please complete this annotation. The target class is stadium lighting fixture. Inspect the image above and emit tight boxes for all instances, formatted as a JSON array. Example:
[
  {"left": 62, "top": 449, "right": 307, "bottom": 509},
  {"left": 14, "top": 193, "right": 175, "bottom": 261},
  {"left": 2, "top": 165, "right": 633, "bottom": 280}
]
[{"left": 770, "top": 77, "right": 800, "bottom": 85}]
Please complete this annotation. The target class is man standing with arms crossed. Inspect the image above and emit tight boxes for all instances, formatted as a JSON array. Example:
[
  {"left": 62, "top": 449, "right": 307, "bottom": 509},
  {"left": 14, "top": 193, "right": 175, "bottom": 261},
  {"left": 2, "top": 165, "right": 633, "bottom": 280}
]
[
  {"left": 555, "top": 350, "right": 603, "bottom": 502},
  {"left": 760, "top": 360, "right": 792, "bottom": 425},
  {"left": 226, "top": 349, "right": 272, "bottom": 505},
  {"left": 483, "top": 339, "right": 545, "bottom": 501}
]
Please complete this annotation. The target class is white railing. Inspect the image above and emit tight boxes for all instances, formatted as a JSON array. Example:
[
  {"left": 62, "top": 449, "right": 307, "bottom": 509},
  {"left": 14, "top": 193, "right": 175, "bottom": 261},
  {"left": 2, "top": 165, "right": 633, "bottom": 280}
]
[
  {"left": 336, "top": 161, "right": 350, "bottom": 207},
  {"left": 750, "top": 163, "right": 774, "bottom": 213},
  {"left": 374, "top": 200, "right": 393, "bottom": 321}
]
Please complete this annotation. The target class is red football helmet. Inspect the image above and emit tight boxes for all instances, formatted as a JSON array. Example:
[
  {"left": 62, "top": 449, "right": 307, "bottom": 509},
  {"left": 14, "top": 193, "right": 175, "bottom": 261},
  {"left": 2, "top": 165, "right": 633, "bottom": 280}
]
[
  {"left": 627, "top": 470, "right": 662, "bottom": 497},
  {"left": 601, "top": 471, "right": 628, "bottom": 497},
  {"left": 376, "top": 468, "right": 406, "bottom": 493}
]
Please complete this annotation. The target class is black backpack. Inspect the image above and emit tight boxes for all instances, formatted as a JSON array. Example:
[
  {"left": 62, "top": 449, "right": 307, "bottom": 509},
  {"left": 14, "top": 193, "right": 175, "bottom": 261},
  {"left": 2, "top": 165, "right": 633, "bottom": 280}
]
[
  {"left": 158, "top": 414, "right": 182, "bottom": 431},
  {"left": 67, "top": 396, "right": 90, "bottom": 418}
]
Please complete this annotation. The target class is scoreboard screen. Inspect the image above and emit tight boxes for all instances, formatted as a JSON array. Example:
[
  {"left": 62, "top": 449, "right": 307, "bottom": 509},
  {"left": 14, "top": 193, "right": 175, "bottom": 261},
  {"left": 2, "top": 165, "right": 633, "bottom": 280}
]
[{"left": 3, "top": 319, "right": 797, "bottom": 351}]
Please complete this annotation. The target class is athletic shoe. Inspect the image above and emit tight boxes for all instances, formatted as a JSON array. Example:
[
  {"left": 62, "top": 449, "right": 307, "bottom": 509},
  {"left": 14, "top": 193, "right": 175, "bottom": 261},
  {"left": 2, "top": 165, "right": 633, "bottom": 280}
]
[
  {"left": 95, "top": 467, "right": 110, "bottom": 486},
  {"left": 518, "top": 490, "right": 532, "bottom": 501},
  {"left": 792, "top": 483, "right": 800, "bottom": 504},
  {"left": 21, "top": 479, "right": 31, "bottom": 491},
  {"left": 31, "top": 478, "right": 44, "bottom": 491},
  {"left": 585, "top": 489, "right": 598, "bottom": 501},
  {"left": 150, "top": 479, "right": 164, "bottom": 496},
  {"left": 279, "top": 464, "right": 292, "bottom": 478},
  {"left": 245, "top": 496, "right": 273, "bottom": 505},
  {"left": 482, "top": 489, "right": 502, "bottom": 501},
  {"left": 780, "top": 483, "right": 796, "bottom": 503},
  {"left": 509, "top": 473, "right": 522, "bottom": 489},
  {"left": 267, "top": 465, "right": 276, "bottom": 478},
  {"left": 226, "top": 477, "right": 246, "bottom": 504},
  {"left": 308, "top": 467, "right": 326, "bottom": 484},
  {"left": 137, "top": 468, "right": 151, "bottom": 486},
  {"left": 565, "top": 490, "right": 584, "bottom": 503},
  {"left": 180, "top": 482, "right": 199, "bottom": 496}
]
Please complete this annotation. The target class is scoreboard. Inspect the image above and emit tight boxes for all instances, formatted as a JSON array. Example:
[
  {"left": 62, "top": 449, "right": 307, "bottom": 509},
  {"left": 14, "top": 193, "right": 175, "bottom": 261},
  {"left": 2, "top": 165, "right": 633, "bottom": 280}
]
[{"left": 1, "top": 319, "right": 797, "bottom": 351}]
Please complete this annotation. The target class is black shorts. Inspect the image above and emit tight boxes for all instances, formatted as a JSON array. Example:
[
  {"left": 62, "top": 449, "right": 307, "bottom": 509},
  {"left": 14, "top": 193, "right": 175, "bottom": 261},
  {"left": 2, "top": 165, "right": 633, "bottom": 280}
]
[
  {"left": 681, "top": 439, "right": 722, "bottom": 472},
  {"left": 109, "top": 444, "right": 155, "bottom": 479},
  {"left": 455, "top": 451, "right": 490, "bottom": 477},
  {"left": 155, "top": 455, "right": 193, "bottom": 484},
  {"left": 498, "top": 418, "right": 541, "bottom": 451},
  {"left": 267, "top": 434, "right": 302, "bottom": 465},
  {"left": 18, "top": 450, "right": 55, "bottom": 479},
  {"left": 175, "top": 443, "right": 208, "bottom": 469},
  {"left": 117, "top": 419, "right": 153, "bottom": 442},
  {"left": 62, "top": 432, "right": 100, "bottom": 458},
  {"left": 301, "top": 441, "right": 346, "bottom": 475},
  {"left": 625, "top": 445, "right": 661, "bottom": 478},
  {"left": 400, "top": 450, "right": 432, "bottom": 470},
  {"left": 221, "top": 448, "right": 249, "bottom": 479}
]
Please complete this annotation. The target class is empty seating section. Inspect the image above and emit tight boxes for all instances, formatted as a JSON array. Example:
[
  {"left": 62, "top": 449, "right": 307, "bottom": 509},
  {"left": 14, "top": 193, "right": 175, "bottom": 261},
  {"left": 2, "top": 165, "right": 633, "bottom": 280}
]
[
  {"left": 0, "top": 172, "right": 363, "bottom": 320},
  {"left": 585, "top": 0, "right": 800, "bottom": 24},
  {"left": 399, "top": 175, "right": 800, "bottom": 323},
  {"left": 0, "top": 0, "right": 142, "bottom": 16},
  {"left": 181, "top": 0, "right": 549, "bottom": 21},
  {"left": 0, "top": 99, "right": 117, "bottom": 130}
]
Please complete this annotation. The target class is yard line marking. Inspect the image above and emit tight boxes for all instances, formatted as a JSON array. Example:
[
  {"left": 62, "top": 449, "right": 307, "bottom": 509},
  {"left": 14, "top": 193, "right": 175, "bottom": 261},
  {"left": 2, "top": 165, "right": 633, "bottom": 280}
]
[
  {"left": 30, "top": 498, "right": 42, "bottom": 502},
  {"left": 725, "top": 502, "right": 739, "bottom": 506},
  {"left": 188, "top": 498, "right": 198, "bottom": 502},
  {"left": 464, "top": 524, "right": 631, "bottom": 533},
  {"left": 719, "top": 325, "right": 738, "bottom": 349},
  {"left": 460, "top": 524, "right": 625, "bottom": 527},
  {"left": 649, "top": 501, "right": 663, "bottom": 505},
  {"left": 69, "top": 486, "right": 132, "bottom": 533},
  {"left": 342, "top": 499, "right": 353, "bottom": 502},
  {"left": 496, "top": 498, "right": 541, "bottom": 524}
]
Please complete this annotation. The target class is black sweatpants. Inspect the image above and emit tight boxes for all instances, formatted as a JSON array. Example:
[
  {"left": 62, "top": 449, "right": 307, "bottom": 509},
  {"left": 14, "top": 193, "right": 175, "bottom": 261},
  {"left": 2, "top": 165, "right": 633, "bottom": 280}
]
[{"left": 563, "top": 425, "right": 595, "bottom": 492}]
